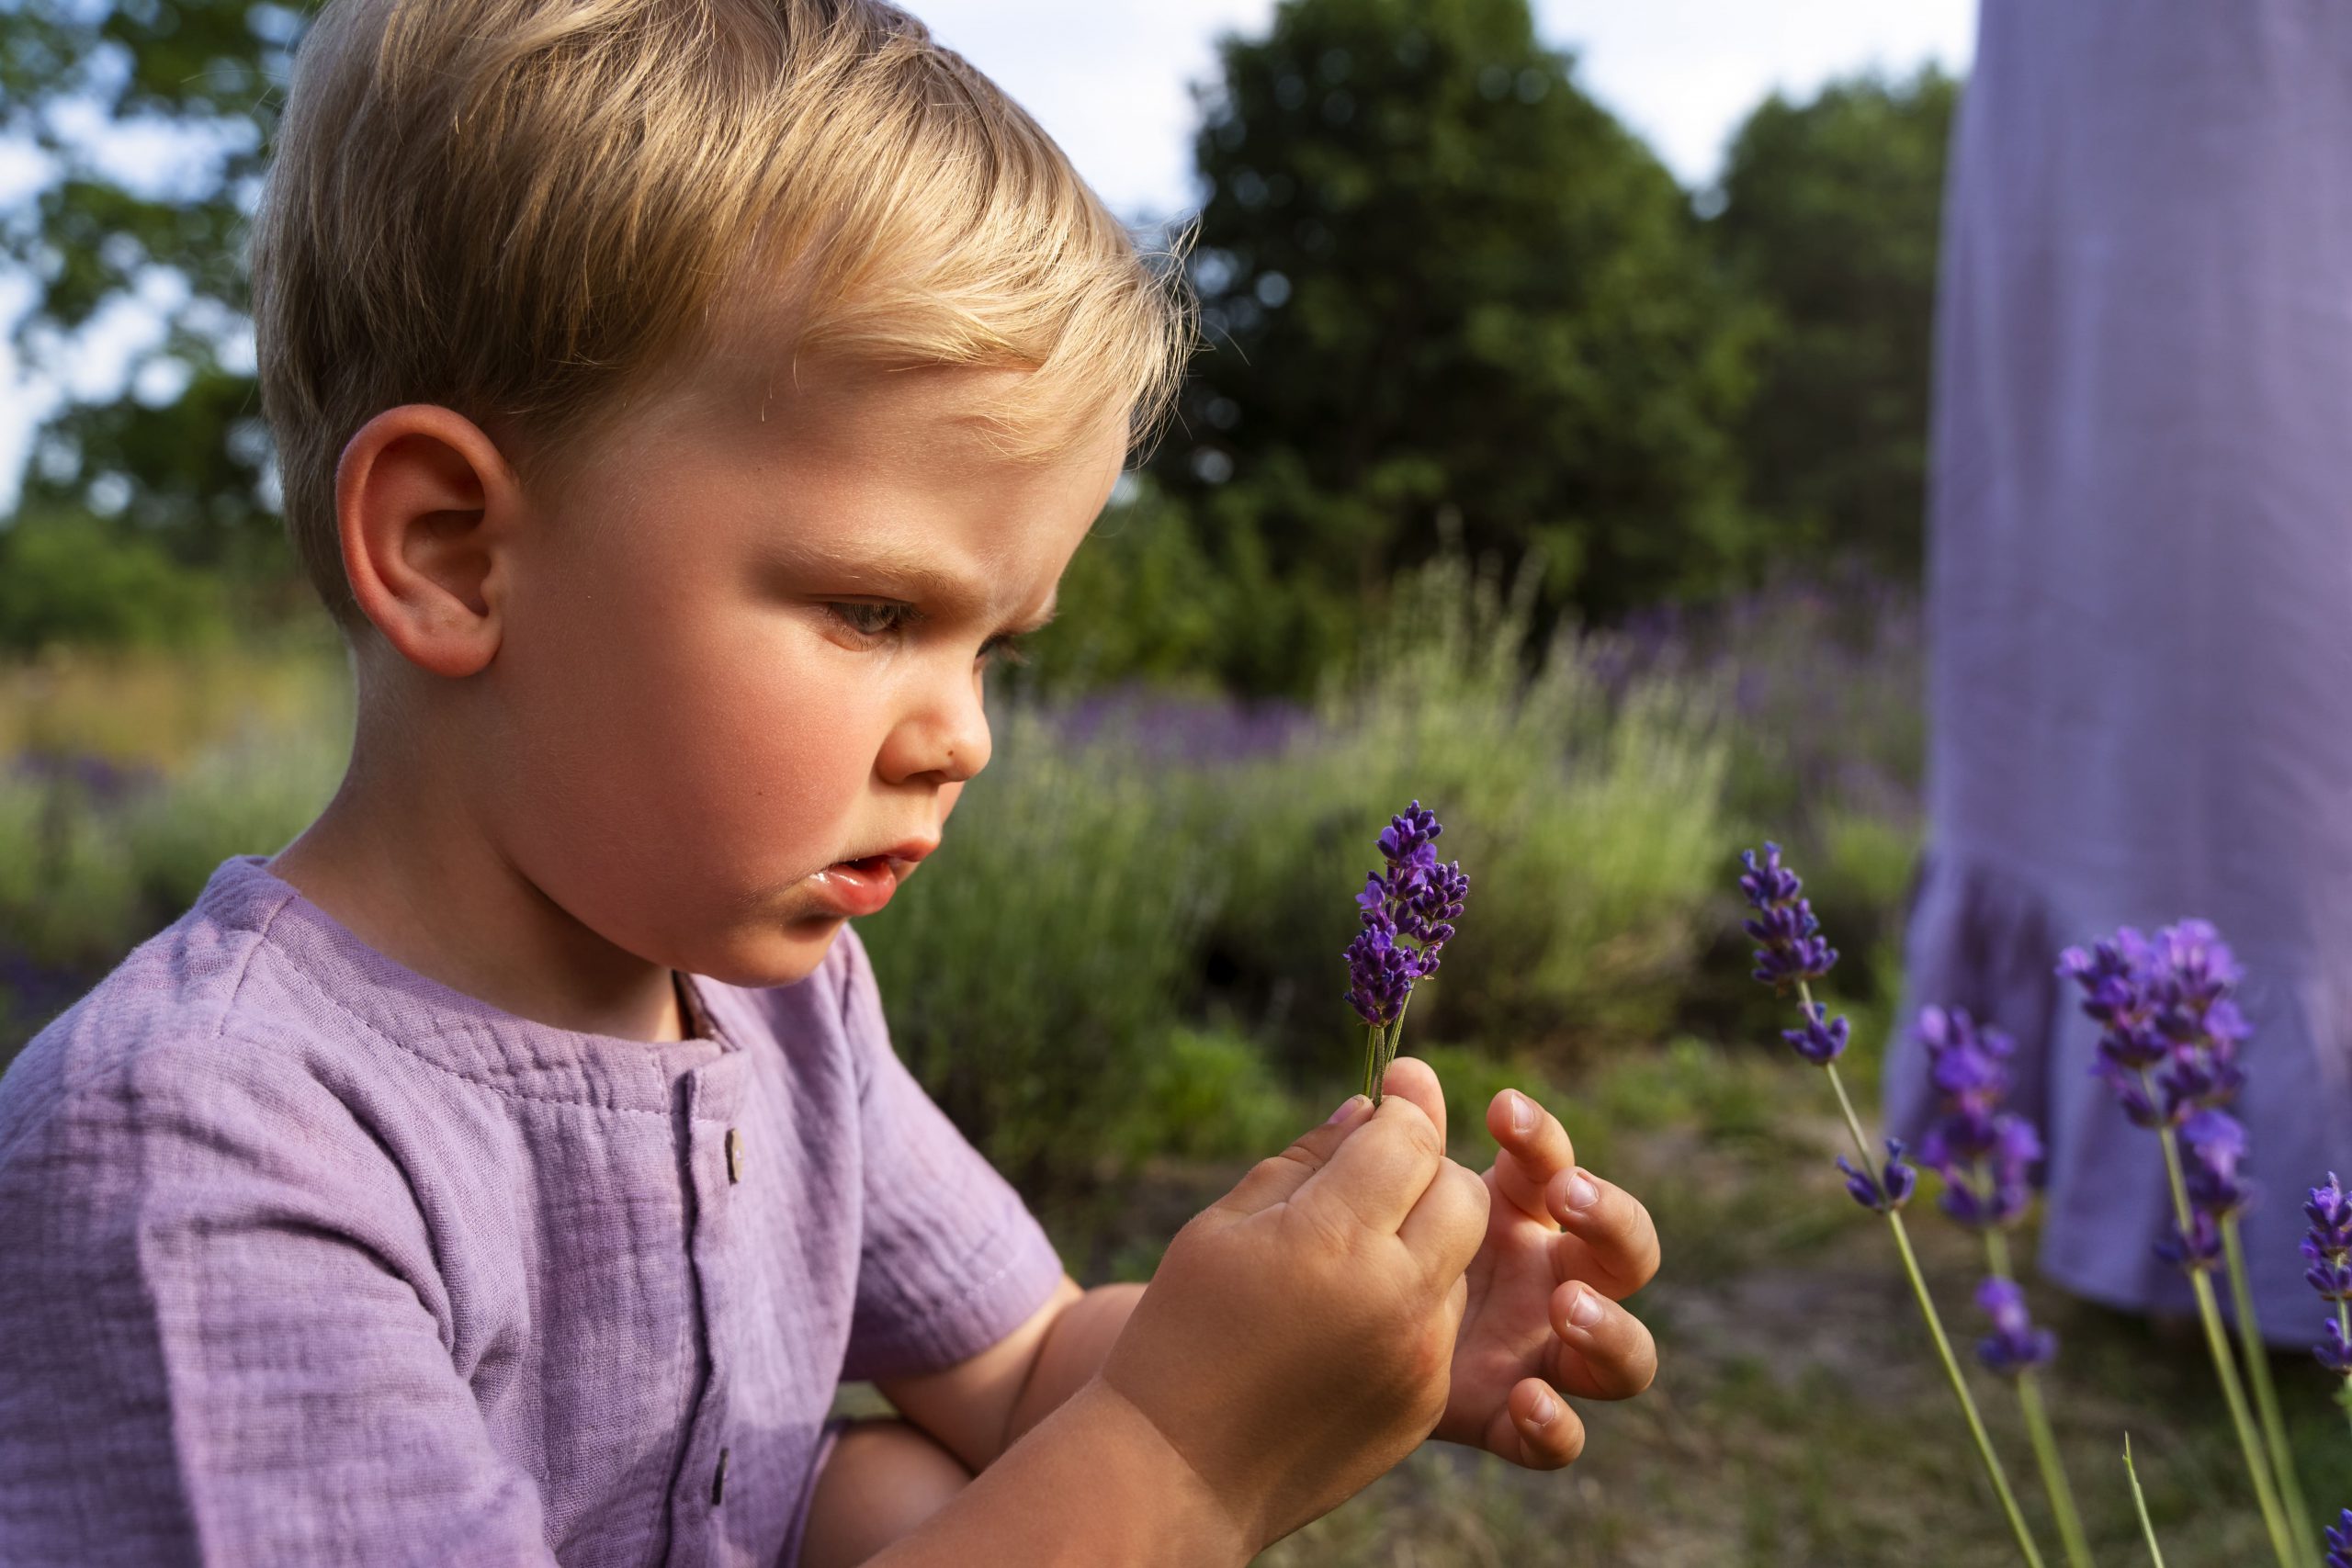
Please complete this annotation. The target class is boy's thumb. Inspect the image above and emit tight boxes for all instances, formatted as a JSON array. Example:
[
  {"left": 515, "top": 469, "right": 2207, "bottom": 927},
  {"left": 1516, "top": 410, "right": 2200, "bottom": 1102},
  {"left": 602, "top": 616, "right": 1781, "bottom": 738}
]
[{"left": 1216, "top": 1093, "right": 1377, "bottom": 1216}]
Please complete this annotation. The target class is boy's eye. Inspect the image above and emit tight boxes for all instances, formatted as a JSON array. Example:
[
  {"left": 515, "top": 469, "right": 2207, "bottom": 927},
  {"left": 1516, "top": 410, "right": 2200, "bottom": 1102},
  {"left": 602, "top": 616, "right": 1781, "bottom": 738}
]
[
  {"left": 827, "top": 601, "right": 910, "bottom": 640},
  {"left": 826, "top": 601, "right": 1030, "bottom": 668}
]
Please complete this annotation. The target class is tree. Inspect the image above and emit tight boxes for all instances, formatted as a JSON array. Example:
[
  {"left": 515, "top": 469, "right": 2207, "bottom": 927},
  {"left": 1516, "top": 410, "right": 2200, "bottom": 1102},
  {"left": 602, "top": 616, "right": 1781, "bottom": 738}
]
[
  {"left": 1709, "top": 65, "right": 1958, "bottom": 583},
  {"left": 1148, "top": 0, "right": 1759, "bottom": 693},
  {"left": 2, "top": 1, "right": 300, "bottom": 572}
]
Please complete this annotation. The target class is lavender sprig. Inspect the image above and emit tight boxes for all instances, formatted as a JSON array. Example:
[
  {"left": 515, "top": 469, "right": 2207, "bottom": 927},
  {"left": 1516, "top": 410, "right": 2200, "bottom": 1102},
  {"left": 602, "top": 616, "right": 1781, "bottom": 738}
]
[
  {"left": 1344, "top": 801, "right": 1468, "bottom": 1106},
  {"left": 2062, "top": 924, "right": 2307, "bottom": 1567},
  {"left": 1976, "top": 1278, "right": 2057, "bottom": 1375},
  {"left": 2330, "top": 1509, "right": 2352, "bottom": 1568},
  {"left": 1737, "top": 844, "right": 2046, "bottom": 1568},
  {"left": 1912, "top": 1005, "right": 2089, "bottom": 1568},
  {"left": 2305, "top": 1175, "right": 2352, "bottom": 1435}
]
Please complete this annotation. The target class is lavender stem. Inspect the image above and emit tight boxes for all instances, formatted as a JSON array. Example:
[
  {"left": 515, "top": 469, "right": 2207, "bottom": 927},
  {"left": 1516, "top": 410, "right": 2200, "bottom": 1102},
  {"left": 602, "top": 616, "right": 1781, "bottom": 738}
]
[
  {"left": 2124, "top": 1435, "right": 2167, "bottom": 1567},
  {"left": 2339, "top": 1298, "right": 2352, "bottom": 1440},
  {"left": 2220, "top": 1213, "right": 2315, "bottom": 1555},
  {"left": 1985, "top": 1231, "right": 2093, "bottom": 1568},
  {"left": 2146, "top": 1097, "right": 2300, "bottom": 1568},
  {"left": 1883, "top": 1202, "right": 2048, "bottom": 1568},
  {"left": 1794, "top": 986, "right": 2046, "bottom": 1568}
]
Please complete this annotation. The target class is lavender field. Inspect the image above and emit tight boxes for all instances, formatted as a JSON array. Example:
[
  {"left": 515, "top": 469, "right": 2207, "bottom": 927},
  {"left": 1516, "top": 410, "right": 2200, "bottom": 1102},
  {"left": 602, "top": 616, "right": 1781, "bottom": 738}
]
[{"left": 3, "top": 564, "right": 2337, "bottom": 1563}]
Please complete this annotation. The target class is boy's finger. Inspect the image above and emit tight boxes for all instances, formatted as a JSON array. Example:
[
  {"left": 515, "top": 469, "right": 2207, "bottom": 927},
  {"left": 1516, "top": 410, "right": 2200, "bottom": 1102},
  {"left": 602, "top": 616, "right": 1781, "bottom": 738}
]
[
  {"left": 1395, "top": 1155, "right": 1489, "bottom": 1283},
  {"left": 1290, "top": 1090, "right": 1452, "bottom": 1236},
  {"left": 1547, "top": 1280, "right": 1658, "bottom": 1402},
  {"left": 1380, "top": 1055, "right": 1447, "bottom": 1148},
  {"left": 1483, "top": 1087, "right": 1577, "bottom": 1223},
  {"left": 1544, "top": 1167, "right": 1662, "bottom": 1300},
  {"left": 1218, "top": 1093, "right": 1379, "bottom": 1217},
  {"left": 1487, "top": 1376, "right": 1587, "bottom": 1471}
]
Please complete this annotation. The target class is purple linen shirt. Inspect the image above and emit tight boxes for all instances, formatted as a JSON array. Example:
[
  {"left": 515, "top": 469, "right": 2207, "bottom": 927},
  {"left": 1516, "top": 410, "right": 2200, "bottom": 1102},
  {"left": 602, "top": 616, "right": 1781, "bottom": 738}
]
[{"left": 0, "top": 854, "right": 1065, "bottom": 1566}]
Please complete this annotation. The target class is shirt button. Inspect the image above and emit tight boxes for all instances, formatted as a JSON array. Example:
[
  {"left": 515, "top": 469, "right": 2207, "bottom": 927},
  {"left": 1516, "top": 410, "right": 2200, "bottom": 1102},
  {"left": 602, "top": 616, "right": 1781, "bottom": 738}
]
[
  {"left": 725, "top": 1127, "right": 744, "bottom": 1184},
  {"left": 711, "top": 1445, "right": 729, "bottom": 1505}
]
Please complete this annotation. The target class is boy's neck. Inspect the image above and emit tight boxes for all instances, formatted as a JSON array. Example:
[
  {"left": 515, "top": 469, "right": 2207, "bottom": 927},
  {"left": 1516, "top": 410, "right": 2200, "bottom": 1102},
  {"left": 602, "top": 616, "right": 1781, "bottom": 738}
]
[{"left": 267, "top": 764, "right": 693, "bottom": 1044}]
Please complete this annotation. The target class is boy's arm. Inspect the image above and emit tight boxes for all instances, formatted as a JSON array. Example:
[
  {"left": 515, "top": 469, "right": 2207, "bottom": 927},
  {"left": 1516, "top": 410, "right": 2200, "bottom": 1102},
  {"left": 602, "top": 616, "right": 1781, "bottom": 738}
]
[{"left": 875, "top": 1273, "right": 1146, "bottom": 1472}]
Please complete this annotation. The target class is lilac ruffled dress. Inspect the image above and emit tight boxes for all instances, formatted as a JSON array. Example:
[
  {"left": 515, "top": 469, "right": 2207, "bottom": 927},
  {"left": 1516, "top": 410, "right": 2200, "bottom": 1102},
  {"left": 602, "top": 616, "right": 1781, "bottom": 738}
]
[{"left": 1888, "top": 0, "right": 2352, "bottom": 1334}]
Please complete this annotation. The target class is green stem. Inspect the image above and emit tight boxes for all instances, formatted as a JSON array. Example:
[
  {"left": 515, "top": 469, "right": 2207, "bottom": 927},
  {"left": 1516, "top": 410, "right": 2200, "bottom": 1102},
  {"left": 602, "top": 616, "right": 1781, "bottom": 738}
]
[
  {"left": 1374, "top": 987, "right": 1411, "bottom": 1100},
  {"left": 2124, "top": 1435, "right": 2167, "bottom": 1568},
  {"left": 1883, "top": 1207, "right": 2047, "bottom": 1568},
  {"left": 2149, "top": 1108, "right": 2299, "bottom": 1568},
  {"left": 1795, "top": 984, "right": 2042, "bottom": 1564},
  {"left": 2339, "top": 1300, "right": 2352, "bottom": 1443},
  {"left": 2222, "top": 1214, "right": 2315, "bottom": 1559},
  {"left": 2017, "top": 1374, "right": 2094, "bottom": 1568},
  {"left": 1984, "top": 1233, "right": 2093, "bottom": 1568},
  {"left": 1361, "top": 1021, "right": 1382, "bottom": 1102}
]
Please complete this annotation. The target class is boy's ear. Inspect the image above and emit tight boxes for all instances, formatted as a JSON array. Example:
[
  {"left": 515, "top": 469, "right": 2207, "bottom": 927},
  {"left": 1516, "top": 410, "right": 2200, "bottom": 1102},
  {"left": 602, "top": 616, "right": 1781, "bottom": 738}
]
[{"left": 334, "top": 404, "right": 522, "bottom": 678}]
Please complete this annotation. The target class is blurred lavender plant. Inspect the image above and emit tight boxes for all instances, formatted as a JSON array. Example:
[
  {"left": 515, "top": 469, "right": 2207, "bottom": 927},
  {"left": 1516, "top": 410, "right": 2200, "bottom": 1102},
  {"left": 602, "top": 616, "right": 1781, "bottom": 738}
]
[
  {"left": 1738, "top": 842, "right": 2046, "bottom": 1568},
  {"left": 1344, "top": 801, "right": 1468, "bottom": 1106},
  {"left": 2061, "top": 923, "right": 2309, "bottom": 1566},
  {"left": 2329, "top": 1509, "right": 2352, "bottom": 1568},
  {"left": 1911, "top": 1004, "right": 2089, "bottom": 1568},
  {"left": 2305, "top": 1175, "right": 2352, "bottom": 1427},
  {"left": 1976, "top": 1278, "right": 2057, "bottom": 1374}
]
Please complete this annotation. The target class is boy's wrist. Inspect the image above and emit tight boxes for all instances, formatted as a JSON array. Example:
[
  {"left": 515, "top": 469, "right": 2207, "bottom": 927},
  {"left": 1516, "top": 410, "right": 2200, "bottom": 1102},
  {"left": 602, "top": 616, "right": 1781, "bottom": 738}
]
[{"left": 1060, "top": 1378, "right": 1256, "bottom": 1565}]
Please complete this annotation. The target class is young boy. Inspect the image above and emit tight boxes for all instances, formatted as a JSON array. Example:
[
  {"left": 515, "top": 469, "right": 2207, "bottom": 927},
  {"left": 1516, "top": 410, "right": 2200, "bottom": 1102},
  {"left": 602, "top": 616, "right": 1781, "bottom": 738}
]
[{"left": 0, "top": 3, "right": 1661, "bottom": 1563}]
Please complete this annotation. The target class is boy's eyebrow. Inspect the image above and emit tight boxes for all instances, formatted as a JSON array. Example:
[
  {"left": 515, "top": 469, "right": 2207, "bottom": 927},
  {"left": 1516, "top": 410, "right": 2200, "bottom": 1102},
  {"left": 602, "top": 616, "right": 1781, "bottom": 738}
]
[{"left": 775, "top": 541, "right": 1057, "bottom": 630}]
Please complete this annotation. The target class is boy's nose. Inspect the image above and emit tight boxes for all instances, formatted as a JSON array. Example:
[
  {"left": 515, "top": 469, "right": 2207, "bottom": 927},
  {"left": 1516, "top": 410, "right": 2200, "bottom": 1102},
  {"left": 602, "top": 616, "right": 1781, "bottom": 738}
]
[{"left": 877, "top": 674, "right": 992, "bottom": 785}]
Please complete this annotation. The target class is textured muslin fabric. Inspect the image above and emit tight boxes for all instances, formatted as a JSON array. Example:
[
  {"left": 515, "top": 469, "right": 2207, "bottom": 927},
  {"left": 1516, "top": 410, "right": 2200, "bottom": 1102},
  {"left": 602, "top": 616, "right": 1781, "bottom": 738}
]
[
  {"left": 1890, "top": 0, "right": 2352, "bottom": 1334},
  {"left": 0, "top": 854, "right": 1065, "bottom": 1565}
]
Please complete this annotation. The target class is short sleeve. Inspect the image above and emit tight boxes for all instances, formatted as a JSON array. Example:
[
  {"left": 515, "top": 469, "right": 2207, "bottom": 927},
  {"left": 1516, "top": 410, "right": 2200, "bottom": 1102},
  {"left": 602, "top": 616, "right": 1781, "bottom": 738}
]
[
  {"left": 0, "top": 1043, "right": 559, "bottom": 1567},
  {"left": 832, "top": 927, "right": 1065, "bottom": 1382}
]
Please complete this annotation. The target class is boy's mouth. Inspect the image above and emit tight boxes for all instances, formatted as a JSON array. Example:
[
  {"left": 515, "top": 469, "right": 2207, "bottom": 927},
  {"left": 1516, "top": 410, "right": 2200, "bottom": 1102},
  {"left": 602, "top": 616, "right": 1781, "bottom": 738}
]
[{"left": 806, "top": 854, "right": 904, "bottom": 918}]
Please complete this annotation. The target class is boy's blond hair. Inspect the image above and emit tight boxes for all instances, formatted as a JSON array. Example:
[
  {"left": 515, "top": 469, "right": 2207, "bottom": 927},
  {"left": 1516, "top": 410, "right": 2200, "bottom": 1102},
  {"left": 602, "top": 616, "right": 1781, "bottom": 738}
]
[{"left": 253, "top": 0, "right": 1197, "bottom": 627}]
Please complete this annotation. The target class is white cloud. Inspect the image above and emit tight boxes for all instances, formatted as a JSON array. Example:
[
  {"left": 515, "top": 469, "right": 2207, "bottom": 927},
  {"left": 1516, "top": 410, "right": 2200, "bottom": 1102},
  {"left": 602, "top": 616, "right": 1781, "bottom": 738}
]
[{"left": 1539, "top": 0, "right": 1976, "bottom": 186}]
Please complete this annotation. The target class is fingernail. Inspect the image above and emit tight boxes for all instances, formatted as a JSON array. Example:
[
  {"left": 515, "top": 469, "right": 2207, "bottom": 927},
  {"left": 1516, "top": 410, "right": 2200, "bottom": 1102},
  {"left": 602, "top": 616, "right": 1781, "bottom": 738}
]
[
  {"left": 1509, "top": 1090, "right": 1534, "bottom": 1136},
  {"left": 1568, "top": 1287, "right": 1604, "bottom": 1330},
  {"left": 1527, "top": 1390, "right": 1559, "bottom": 1427},
  {"left": 1563, "top": 1170, "right": 1600, "bottom": 1213},
  {"left": 1326, "top": 1094, "right": 1370, "bottom": 1126}
]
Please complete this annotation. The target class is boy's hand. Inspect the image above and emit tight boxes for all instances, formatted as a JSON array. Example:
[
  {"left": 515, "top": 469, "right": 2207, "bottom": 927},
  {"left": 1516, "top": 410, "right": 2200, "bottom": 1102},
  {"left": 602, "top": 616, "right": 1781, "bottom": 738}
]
[
  {"left": 1100, "top": 1059, "right": 1488, "bottom": 1554},
  {"left": 1433, "top": 1083, "right": 1660, "bottom": 1468}
]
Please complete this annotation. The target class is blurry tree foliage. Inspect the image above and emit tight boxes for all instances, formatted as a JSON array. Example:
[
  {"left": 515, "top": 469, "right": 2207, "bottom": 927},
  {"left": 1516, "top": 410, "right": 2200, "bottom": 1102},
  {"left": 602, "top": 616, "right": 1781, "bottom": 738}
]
[
  {"left": 1, "top": 0, "right": 300, "bottom": 572},
  {"left": 1148, "top": 0, "right": 1762, "bottom": 694},
  {"left": 1708, "top": 65, "right": 1957, "bottom": 581}
]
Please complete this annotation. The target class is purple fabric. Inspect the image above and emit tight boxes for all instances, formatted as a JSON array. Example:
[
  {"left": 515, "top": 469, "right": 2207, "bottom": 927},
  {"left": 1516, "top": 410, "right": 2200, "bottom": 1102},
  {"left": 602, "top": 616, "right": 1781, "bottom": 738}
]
[
  {"left": 0, "top": 855, "right": 1064, "bottom": 1565},
  {"left": 1892, "top": 0, "right": 2352, "bottom": 1335}
]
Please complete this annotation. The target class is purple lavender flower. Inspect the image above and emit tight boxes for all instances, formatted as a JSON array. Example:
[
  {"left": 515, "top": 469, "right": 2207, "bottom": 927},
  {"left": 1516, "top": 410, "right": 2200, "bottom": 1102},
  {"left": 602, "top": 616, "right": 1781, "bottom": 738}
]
[
  {"left": 2327, "top": 1509, "right": 2352, "bottom": 1568},
  {"left": 1909, "top": 1007, "right": 2043, "bottom": 1230},
  {"left": 2306, "top": 1174, "right": 2352, "bottom": 1373},
  {"left": 2179, "top": 1109, "right": 2254, "bottom": 1220},
  {"left": 2322, "top": 1318, "right": 2352, "bottom": 1378},
  {"left": 2156, "top": 1211, "right": 2223, "bottom": 1271},
  {"left": 1738, "top": 843, "right": 1838, "bottom": 990},
  {"left": 1344, "top": 802, "right": 1468, "bottom": 1028},
  {"left": 2311, "top": 1174, "right": 2352, "bottom": 1259},
  {"left": 1974, "top": 1277, "right": 2057, "bottom": 1375},
  {"left": 1781, "top": 1001, "right": 1849, "bottom": 1065},
  {"left": 1838, "top": 1138, "right": 1917, "bottom": 1213},
  {"left": 2060, "top": 919, "right": 2250, "bottom": 1131}
]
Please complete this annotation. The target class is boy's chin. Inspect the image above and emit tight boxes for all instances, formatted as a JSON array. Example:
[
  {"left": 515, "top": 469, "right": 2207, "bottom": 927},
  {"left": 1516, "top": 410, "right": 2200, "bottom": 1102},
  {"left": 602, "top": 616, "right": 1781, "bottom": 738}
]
[{"left": 686, "top": 915, "right": 847, "bottom": 990}]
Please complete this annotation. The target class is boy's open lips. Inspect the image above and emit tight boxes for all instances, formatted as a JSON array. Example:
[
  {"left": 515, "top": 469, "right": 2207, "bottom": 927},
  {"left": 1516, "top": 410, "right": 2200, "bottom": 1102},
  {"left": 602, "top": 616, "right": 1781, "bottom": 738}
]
[{"left": 803, "top": 841, "right": 934, "bottom": 919}]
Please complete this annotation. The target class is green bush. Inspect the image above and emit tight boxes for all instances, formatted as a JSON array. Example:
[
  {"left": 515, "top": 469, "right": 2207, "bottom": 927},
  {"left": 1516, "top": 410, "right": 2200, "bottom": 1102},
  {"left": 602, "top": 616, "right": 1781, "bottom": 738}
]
[
  {"left": 857, "top": 703, "right": 1224, "bottom": 1188},
  {"left": 0, "top": 515, "right": 232, "bottom": 654},
  {"left": 1106, "top": 1022, "right": 1302, "bottom": 1166},
  {"left": 1198, "top": 554, "right": 1730, "bottom": 1077}
]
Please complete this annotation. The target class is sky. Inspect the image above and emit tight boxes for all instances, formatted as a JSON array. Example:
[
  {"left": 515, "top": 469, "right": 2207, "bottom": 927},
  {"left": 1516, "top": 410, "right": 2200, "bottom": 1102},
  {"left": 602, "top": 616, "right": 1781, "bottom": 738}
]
[{"left": 0, "top": 0, "right": 1977, "bottom": 511}]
